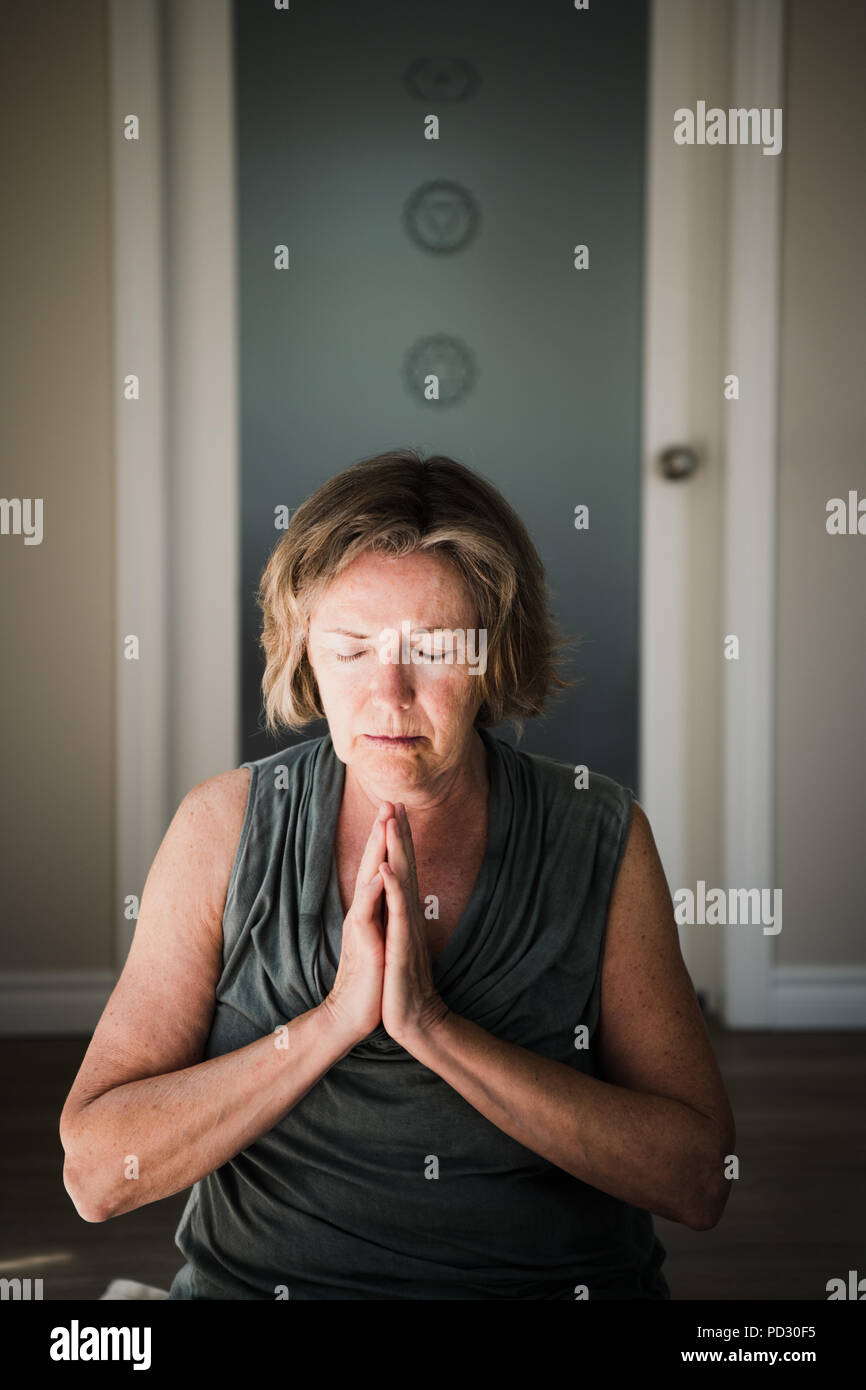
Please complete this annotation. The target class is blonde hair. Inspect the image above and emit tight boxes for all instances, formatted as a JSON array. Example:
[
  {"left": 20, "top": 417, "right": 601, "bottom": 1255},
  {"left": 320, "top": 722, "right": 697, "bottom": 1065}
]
[{"left": 256, "top": 449, "right": 579, "bottom": 739}]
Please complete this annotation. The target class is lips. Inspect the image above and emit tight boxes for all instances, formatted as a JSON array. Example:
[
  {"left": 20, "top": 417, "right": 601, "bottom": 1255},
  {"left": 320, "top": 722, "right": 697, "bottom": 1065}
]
[{"left": 364, "top": 734, "right": 422, "bottom": 743}]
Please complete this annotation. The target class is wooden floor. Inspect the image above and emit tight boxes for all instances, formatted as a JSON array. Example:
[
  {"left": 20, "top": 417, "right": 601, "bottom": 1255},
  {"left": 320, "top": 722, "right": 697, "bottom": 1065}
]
[{"left": 1, "top": 1022, "right": 863, "bottom": 1300}]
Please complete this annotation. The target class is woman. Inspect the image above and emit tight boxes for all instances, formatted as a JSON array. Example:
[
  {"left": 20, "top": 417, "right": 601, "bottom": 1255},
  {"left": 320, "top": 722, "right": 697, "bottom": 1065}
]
[{"left": 60, "top": 449, "right": 735, "bottom": 1300}]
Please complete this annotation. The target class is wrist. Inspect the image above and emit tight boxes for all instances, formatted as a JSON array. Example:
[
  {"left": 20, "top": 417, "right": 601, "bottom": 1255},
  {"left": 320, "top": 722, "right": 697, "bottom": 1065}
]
[
  {"left": 397, "top": 998, "right": 454, "bottom": 1055},
  {"left": 317, "top": 996, "right": 364, "bottom": 1056}
]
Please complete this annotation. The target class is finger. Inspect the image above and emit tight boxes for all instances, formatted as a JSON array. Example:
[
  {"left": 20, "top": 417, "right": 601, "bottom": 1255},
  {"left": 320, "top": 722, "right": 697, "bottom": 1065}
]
[
  {"left": 380, "top": 862, "right": 410, "bottom": 948},
  {"left": 354, "top": 803, "right": 392, "bottom": 893},
  {"left": 350, "top": 869, "right": 385, "bottom": 928},
  {"left": 395, "top": 804, "right": 420, "bottom": 887},
  {"left": 352, "top": 869, "right": 383, "bottom": 906},
  {"left": 384, "top": 816, "right": 406, "bottom": 877},
  {"left": 385, "top": 814, "right": 412, "bottom": 886},
  {"left": 374, "top": 799, "right": 396, "bottom": 831}
]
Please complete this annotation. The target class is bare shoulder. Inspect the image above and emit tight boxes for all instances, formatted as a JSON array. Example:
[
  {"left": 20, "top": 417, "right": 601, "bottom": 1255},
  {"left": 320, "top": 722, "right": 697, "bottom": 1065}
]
[
  {"left": 597, "top": 797, "right": 735, "bottom": 1142},
  {"left": 183, "top": 766, "right": 251, "bottom": 822},
  {"left": 600, "top": 794, "right": 687, "bottom": 1008},
  {"left": 608, "top": 798, "right": 666, "bottom": 910},
  {"left": 129, "top": 764, "right": 253, "bottom": 945},
  {"left": 59, "top": 766, "right": 254, "bottom": 1121},
  {"left": 181, "top": 766, "right": 252, "bottom": 836},
  {"left": 171, "top": 768, "right": 252, "bottom": 898}
]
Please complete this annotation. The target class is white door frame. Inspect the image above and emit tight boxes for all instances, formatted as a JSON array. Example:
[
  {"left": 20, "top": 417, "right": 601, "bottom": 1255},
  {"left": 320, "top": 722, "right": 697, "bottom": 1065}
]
[
  {"left": 110, "top": 0, "right": 239, "bottom": 970},
  {"left": 719, "top": 0, "right": 785, "bottom": 1027},
  {"left": 642, "top": 0, "right": 784, "bottom": 1026}
]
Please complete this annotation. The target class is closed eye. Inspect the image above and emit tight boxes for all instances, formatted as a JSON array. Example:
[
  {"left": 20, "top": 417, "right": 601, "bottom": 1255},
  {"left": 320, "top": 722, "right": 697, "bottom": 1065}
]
[{"left": 334, "top": 647, "right": 450, "bottom": 663}]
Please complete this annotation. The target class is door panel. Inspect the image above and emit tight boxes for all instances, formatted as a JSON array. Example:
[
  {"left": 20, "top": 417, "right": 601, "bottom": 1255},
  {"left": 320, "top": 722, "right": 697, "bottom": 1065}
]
[{"left": 236, "top": 0, "right": 647, "bottom": 788}]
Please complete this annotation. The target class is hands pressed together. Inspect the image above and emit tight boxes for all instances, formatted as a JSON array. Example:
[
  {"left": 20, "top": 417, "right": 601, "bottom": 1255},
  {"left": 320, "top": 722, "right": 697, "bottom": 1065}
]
[{"left": 324, "top": 801, "right": 451, "bottom": 1049}]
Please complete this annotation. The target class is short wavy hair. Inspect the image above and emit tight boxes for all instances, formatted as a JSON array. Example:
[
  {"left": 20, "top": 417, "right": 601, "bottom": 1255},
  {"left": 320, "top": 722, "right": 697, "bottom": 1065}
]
[{"left": 256, "top": 449, "right": 579, "bottom": 740}]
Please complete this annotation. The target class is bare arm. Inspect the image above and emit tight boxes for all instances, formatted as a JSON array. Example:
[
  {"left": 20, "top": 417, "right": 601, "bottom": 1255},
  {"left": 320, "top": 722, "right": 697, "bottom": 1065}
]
[
  {"left": 400, "top": 801, "right": 736, "bottom": 1230},
  {"left": 59, "top": 771, "right": 357, "bottom": 1222}
]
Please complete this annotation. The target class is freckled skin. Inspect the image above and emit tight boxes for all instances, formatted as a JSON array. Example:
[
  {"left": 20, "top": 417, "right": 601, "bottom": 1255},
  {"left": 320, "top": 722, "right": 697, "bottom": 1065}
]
[
  {"left": 307, "top": 550, "right": 491, "bottom": 955},
  {"left": 59, "top": 549, "right": 735, "bottom": 1236},
  {"left": 307, "top": 548, "right": 488, "bottom": 818},
  {"left": 308, "top": 553, "right": 494, "bottom": 1034}
]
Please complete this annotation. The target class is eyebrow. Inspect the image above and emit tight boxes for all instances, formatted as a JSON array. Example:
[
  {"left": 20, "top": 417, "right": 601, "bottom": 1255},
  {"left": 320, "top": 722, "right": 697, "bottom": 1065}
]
[{"left": 322, "top": 625, "right": 455, "bottom": 638}]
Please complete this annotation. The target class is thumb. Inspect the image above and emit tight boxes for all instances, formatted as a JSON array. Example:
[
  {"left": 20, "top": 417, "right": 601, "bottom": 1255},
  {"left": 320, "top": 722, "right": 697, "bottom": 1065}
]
[{"left": 351, "top": 870, "right": 384, "bottom": 925}]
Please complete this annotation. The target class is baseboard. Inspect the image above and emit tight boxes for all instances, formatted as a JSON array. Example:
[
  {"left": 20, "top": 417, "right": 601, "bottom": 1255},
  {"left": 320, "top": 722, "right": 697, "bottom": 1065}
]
[
  {"left": 0, "top": 971, "right": 116, "bottom": 1036},
  {"left": 771, "top": 965, "right": 866, "bottom": 1029},
  {"left": 1, "top": 966, "right": 863, "bottom": 1035}
]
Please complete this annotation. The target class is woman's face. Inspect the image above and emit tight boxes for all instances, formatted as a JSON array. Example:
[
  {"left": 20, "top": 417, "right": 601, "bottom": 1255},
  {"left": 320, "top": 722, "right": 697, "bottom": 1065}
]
[{"left": 306, "top": 549, "right": 485, "bottom": 796}]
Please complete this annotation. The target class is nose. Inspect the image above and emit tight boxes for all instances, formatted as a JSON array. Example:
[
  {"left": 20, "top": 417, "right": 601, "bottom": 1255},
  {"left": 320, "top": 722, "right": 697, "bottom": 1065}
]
[{"left": 370, "top": 646, "right": 415, "bottom": 711}]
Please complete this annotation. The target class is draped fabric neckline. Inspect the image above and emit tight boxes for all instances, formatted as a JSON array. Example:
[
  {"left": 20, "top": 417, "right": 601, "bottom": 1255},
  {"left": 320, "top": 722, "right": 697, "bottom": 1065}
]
[
  {"left": 170, "top": 722, "right": 671, "bottom": 1300},
  {"left": 300, "top": 725, "right": 510, "bottom": 1054}
]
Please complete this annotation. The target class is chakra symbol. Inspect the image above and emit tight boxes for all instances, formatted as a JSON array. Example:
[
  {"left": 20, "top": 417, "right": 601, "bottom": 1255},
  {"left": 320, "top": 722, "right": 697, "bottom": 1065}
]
[
  {"left": 402, "top": 334, "right": 478, "bottom": 406},
  {"left": 403, "top": 57, "right": 481, "bottom": 103},
  {"left": 402, "top": 180, "right": 480, "bottom": 254}
]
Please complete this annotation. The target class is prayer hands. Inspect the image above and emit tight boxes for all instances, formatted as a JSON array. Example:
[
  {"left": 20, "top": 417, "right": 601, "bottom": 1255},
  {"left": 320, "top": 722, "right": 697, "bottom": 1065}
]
[
  {"left": 378, "top": 803, "right": 451, "bottom": 1046},
  {"left": 323, "top": 801, "right": 450, "bottom": 1049}
]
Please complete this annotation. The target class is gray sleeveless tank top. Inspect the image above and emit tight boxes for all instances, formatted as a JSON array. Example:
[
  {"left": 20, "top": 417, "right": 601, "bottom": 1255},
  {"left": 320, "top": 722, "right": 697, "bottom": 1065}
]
[{"left": 168, "top": 726, "right": 670, "bottom": 1300}]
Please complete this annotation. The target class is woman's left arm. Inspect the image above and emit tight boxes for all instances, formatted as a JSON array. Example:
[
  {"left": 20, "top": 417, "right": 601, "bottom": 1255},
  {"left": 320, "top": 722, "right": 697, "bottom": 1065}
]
[{"left": 382, "top": 801, "right": 736, "bottom": 1231}]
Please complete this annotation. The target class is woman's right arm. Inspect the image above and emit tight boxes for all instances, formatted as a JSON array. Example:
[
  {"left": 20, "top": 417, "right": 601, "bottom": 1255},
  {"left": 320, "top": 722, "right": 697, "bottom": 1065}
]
[{"left": 59, "top": 771, "right": 360, "bottom": 1222}]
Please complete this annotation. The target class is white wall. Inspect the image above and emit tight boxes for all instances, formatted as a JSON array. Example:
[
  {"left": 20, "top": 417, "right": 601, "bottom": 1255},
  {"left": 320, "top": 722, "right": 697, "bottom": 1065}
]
[
  {"left": 775, "top": 1, "right": 866, "bottom": 976},
  {"left": 0, "top": 1, "right": 115, "bottom": 1019},
  {"left": 3, "top": 0, "right": 863, "bottom": 1033}
]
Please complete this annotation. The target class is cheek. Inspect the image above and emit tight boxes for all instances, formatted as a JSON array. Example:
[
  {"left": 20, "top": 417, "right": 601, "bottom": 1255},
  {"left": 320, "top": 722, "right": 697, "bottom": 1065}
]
[
  {"left": 318, "top": 668, "right": 362, "bottom": 707},
  {"left": 309, "top": 661, "right": 345, "bottom": 711},
  {"left": 421, "top": 667, "right": 479, "bottom": 714}
]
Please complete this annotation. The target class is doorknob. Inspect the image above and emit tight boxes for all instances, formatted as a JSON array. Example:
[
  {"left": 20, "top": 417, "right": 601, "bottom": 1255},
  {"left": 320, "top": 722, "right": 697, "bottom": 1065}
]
[{"left": 658, "top": 444, "right": 700, "bottom": 480}]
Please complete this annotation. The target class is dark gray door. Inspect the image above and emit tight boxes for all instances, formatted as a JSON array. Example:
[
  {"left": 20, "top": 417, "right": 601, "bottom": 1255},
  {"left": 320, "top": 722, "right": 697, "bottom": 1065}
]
[{"left": 236, "top": 0, "right": 647, "bottom": 790}]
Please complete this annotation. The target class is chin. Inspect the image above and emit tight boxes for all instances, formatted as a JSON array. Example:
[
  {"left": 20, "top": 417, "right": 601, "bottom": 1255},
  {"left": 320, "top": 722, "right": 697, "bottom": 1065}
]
[{"left": 355, "top": 736, "right": 430, "bottom": 776}]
